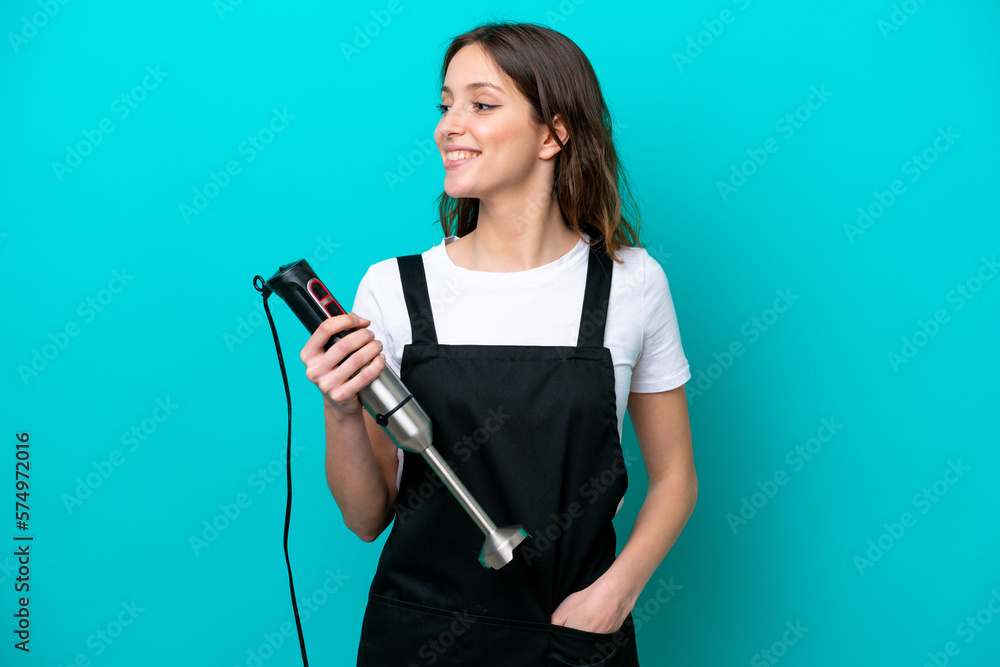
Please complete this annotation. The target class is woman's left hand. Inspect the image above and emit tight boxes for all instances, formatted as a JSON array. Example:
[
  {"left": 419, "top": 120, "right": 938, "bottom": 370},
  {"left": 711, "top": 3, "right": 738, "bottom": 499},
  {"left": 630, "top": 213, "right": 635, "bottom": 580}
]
[{"left": 551, "top": 570, "right": 633, "bottom": 635}]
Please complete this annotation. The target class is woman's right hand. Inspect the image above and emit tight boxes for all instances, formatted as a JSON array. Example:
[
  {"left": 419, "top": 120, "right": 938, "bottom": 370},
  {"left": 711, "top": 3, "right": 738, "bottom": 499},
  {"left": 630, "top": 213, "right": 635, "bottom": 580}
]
[{"left": 300, "top": 312, "right": 386, "bottom": 416}]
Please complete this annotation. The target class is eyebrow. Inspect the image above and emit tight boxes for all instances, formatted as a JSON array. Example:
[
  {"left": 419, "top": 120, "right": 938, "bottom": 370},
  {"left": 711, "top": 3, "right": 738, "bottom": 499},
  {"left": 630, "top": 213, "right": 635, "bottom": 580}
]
[{"left": 441, "top": 82, "right": 504, "bottom": 95}]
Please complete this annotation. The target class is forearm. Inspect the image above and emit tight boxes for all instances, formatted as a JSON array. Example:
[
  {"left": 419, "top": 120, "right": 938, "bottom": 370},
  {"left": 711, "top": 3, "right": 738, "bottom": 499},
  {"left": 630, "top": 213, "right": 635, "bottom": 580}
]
[
  {"left": 323, "top": 398, "right": 393, "bottom": 541},
  {"left": 604, "top": 468, "right": 698, "bottom": 610}
]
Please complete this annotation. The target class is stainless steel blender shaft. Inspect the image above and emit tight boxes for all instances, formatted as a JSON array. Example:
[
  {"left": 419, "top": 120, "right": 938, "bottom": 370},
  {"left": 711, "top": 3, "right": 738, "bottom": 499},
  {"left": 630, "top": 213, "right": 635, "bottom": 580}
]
[
  {"left": 421, "top": 447, "right": 496, "bottom": 535},
  {"left": 359, "top": 369, "right": 529, "bottom": 570}
]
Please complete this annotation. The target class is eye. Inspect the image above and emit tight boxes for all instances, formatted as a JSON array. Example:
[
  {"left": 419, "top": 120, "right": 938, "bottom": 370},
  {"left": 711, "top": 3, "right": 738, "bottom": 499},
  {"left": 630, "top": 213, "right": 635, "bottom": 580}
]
[{"left": 436, "top": 102, "right": 500, "bottom": 115}]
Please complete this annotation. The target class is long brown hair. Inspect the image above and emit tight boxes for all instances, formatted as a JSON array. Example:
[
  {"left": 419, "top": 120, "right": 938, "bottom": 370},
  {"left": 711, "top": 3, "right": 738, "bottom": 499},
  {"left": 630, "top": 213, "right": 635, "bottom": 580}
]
[{"left": 434, "top": 21, "right": 643, "bottom": 263}]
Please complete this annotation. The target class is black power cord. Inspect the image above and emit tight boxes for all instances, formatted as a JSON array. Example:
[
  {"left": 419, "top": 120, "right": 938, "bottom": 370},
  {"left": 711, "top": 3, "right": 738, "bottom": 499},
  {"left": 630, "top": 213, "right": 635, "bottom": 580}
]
[{"left": 253, "top": 275, "right": 309, "bottom": 667}]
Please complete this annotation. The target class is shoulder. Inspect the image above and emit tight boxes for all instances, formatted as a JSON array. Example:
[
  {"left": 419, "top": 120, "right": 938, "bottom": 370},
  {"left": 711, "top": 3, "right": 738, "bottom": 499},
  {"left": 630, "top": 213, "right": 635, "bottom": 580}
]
[
  {"left": 358, "top": 256, "right": 401, "bottom": 288},
  {"left": 353, "top": 256, "right": 404, "bottom": 324},
  {"left": 610, "top": 244, "right": 650, "bottom": 266},
  {"left": 359, "top": 236, "right": 449, "bottom": 296},
  {"left": 608, "top": 244, "right": 662, "bottom": 294}
]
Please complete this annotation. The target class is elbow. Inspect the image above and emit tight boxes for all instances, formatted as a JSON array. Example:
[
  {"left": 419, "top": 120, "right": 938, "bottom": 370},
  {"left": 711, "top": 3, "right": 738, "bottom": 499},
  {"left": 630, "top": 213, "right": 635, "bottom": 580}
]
[
  {"left": 649, "top": 466, "right": 698, "bottom": 514},
  {"left": 661, "top": 466, "right": 698, "bottom": 514},
  {"left": 348, "top": 521, "right": 382, "bottom": 543},
  {"left": 345, "top": 508, "right": 393, "bottom": 543},
  {"left": 354, "top": 529, "right": 381, "bottom": 543},
  {"left": 688, "top": 473, "right": 698, "bottom": 512}
]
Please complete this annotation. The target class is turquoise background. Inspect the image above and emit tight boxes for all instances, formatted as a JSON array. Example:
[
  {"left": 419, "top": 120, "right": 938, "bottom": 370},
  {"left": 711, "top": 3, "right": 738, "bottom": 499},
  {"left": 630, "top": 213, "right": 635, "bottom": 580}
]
[{"left": 2, "top": 0, "right": 998, "bottom": 665}]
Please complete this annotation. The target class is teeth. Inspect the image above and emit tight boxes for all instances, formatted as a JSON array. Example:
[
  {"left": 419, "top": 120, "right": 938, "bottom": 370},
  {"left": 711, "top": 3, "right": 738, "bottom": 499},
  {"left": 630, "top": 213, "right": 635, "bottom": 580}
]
[{"left": 446, "top": 151, "right": 479, "bottom": 161}]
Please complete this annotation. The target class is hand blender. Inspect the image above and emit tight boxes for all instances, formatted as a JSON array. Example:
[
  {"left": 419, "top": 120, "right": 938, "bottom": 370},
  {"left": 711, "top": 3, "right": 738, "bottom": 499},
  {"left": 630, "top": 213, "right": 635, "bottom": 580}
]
[{"left": 263, "top": 259, "right": 529, "bottom": 569}]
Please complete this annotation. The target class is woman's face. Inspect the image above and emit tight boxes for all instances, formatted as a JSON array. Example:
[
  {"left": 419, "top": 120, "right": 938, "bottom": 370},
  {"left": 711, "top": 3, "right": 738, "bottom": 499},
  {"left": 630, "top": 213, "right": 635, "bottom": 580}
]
[{"left": 435, "top": 43, "right": 554, "bottom": 202}]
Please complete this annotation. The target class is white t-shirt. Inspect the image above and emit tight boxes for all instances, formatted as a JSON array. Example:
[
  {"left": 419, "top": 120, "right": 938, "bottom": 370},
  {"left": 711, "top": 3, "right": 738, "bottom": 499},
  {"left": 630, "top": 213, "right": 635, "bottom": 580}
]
[{"left": 352, "top": 234, "right": 691, "bottom": 492}]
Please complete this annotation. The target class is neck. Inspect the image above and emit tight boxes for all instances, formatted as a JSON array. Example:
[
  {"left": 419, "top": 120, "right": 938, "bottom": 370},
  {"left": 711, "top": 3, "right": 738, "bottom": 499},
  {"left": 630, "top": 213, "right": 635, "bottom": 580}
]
[{"left": 457, "top": 193, "right": 580, "bottom": 272}]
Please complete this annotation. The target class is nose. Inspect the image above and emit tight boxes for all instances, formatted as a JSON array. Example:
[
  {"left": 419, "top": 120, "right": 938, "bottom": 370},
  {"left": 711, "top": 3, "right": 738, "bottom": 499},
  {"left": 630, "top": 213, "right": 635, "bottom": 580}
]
[{"left": 436, "top": 105, "right": 465, "bottom": 140}]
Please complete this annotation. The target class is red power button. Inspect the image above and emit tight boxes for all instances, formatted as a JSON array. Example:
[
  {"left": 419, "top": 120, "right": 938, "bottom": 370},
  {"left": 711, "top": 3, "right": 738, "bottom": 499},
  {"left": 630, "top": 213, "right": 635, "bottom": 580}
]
[{"left": 307, "top": 278, "right": 346, "bottom": 317}]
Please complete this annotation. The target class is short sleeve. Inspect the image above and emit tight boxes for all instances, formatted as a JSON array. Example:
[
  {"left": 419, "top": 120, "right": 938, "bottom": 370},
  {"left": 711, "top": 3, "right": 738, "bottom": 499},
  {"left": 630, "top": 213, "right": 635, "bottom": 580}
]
[
  {"left": 351, "top": 261, "right": 405, "bottom": 491},
  {"left": 350, "top": 262, "right": 401, "bottom": 378},
  {"left": 629, "top": 252, "right": 691, "bottom": 392}
]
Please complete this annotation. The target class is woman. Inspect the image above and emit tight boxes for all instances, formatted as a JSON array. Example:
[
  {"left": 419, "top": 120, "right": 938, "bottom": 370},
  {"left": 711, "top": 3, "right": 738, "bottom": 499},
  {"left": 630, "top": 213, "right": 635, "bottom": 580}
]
[{"left": 300, "top": 21, "right": 697, "bottom": 666}]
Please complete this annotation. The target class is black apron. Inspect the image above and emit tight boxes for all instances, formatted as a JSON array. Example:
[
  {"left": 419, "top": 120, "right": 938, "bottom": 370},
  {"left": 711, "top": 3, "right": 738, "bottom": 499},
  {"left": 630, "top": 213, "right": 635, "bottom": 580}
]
[{"left": 357, "top": 240, "right": 640, "bottom": 666}]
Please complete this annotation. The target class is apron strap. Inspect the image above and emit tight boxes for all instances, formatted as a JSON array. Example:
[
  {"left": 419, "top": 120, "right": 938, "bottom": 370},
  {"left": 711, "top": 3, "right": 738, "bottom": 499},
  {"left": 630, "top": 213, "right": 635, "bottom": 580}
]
[
  {"left": 577, "top": 240, "right": 613, "bottom": 348},
  {"left": 396, "top": 254, "right": 439, "bottom": 345}
]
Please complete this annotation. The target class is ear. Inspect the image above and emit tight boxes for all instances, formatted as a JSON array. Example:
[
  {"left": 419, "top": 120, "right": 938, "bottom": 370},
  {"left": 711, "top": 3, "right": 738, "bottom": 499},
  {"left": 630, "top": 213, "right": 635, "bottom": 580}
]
[{"left": 539, "top": 113, "right": 570, "bottom": 160}]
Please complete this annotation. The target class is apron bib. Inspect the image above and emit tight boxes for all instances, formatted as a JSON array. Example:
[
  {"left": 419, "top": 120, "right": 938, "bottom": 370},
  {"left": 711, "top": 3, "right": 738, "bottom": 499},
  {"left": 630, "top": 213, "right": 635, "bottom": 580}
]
[{"left": 357, "top": 241, "right": 639, "bottom": 666}]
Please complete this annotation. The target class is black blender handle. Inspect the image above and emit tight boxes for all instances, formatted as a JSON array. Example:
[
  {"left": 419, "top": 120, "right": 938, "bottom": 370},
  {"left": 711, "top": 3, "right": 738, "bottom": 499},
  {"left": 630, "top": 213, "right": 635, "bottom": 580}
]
[{"left": 264, "top": 259, "right": 359, "bottom": 352}]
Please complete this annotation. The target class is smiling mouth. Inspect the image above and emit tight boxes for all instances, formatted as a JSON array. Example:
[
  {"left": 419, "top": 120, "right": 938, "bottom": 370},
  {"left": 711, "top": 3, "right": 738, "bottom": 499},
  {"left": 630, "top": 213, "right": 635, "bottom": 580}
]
[{"left": 445, "top": 150, "right": 480, "bottom": 161}]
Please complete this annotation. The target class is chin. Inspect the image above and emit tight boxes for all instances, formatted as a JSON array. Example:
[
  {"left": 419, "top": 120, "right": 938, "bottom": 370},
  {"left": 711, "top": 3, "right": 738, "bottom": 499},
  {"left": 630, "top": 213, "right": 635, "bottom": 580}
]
[{"left": 443, "top": 180, "right": 478, "bottom": 200}]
